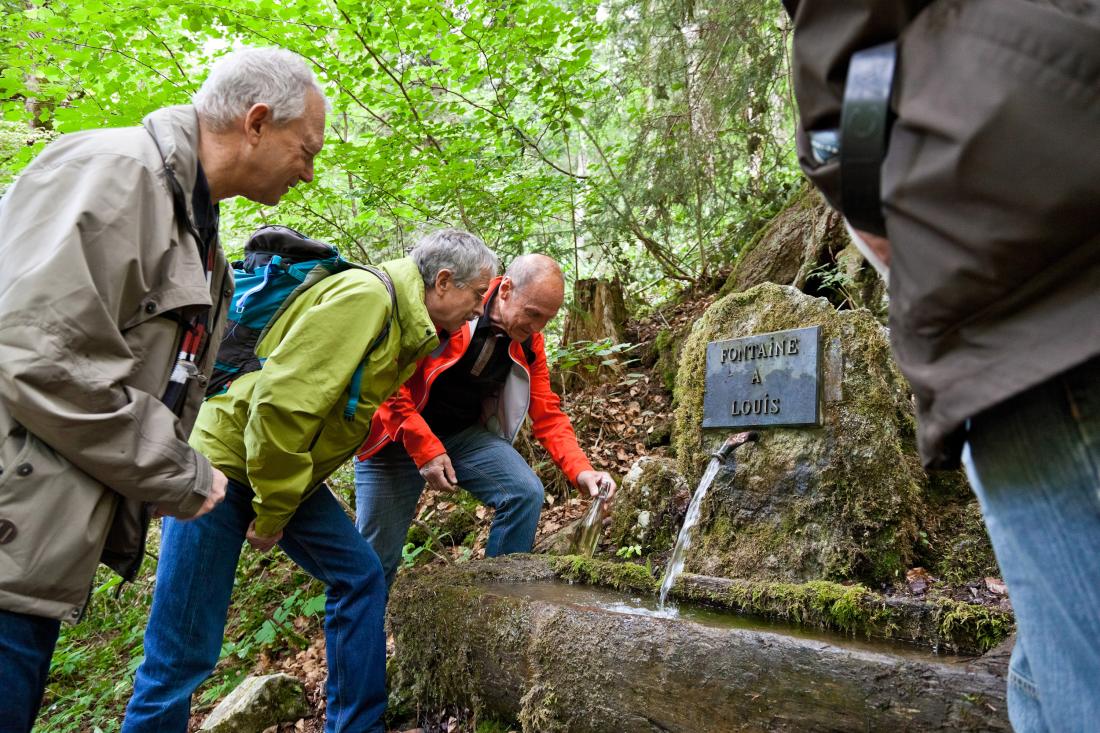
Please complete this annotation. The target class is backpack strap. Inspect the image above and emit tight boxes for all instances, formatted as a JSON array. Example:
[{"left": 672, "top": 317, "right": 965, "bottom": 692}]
[{"left": 343, "top": 264, "right": 399, "bottom": 421}]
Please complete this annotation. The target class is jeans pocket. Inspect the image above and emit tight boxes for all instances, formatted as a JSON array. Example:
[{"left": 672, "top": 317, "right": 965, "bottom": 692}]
[{"left": 1008, "top": 661, "right": 1042, "bottom": 702}]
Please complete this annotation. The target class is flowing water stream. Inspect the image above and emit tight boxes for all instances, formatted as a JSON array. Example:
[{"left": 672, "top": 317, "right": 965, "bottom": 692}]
[
  {"left": 658, "top": 455, "right": 723, "bottom": 610},
  {"left": 483, "top": 581, "right": 958, "bottom": 663}
]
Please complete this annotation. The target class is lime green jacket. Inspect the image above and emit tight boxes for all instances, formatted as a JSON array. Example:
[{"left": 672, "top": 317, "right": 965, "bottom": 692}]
[{"left": 189, "top": 257, "right": 438, "bottom": 536}]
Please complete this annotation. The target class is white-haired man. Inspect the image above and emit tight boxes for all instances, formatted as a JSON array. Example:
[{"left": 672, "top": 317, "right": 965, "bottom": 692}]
[{"left": 0, "top": 47, "right": 326, "bottom": 730}]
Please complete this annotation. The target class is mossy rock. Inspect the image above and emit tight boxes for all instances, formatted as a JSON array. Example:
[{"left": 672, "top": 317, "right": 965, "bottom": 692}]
[
  {"left": 653, "top": 327, "right": 687, "bottom": 394},
  {"left": 672, "top": 283, "right": 926, "bottom": 585},
  {"left": 720, "top": 185, "right": 846, "bottom": 296},
  {"left": 606, "top": 456, "right": 689, "bottom": 556}
]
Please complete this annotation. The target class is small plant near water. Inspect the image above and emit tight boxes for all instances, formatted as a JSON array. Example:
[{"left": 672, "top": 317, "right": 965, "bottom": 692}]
[
  {"left": 937, "top": 598, "right": 1013, "bottom": 652},
  {"left": 615, "top": 544, "right": 643, "bottom": 559},
  {"left": 544, "top": 338, "right": 642, "bottom": 395}
]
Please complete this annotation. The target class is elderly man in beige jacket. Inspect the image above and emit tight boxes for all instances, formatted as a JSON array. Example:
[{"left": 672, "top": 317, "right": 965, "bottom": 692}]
[{"left": 0, "top": 47, "right": 327, "bottom": 731}]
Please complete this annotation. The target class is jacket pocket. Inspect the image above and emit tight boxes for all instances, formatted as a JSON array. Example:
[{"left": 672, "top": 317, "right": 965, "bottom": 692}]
[
  {"left": 122, "top": 309, "right": 181, "bottom": 399},
  {"left": 0, "top": 430, "right": 116, "bottom": 620}
]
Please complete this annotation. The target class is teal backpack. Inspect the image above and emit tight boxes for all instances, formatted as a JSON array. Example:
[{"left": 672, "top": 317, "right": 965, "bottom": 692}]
[{"left": 207, "top": 225, "right": 396, "bottom": 420}]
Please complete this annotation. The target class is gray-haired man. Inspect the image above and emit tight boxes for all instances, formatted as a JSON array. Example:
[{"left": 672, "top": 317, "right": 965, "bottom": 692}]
[
  {"left": 123, "top": 229, "right": 496, "bottom": 732},
  {"left": 0, "top": 47, "right": 325, "bottom": 730}
]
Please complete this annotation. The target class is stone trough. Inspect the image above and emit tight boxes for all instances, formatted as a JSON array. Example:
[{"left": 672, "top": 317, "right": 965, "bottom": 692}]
[{"left": 387, "top": 555, "right": 1011, "bottom": 732}]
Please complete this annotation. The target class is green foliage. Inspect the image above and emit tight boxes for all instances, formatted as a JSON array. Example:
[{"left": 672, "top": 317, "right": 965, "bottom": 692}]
[
  {"left": 402, "top": 540, "right": 431, "bottom": 569},
  {"left": 0, "top": 0, "right": 800, "bottom": 289},
  {"left": 0, "top": 119, "right": 56, "bottom": 189},
  {"left": 545, "top": 337, "right": 639, "bottom": 386},
  {"left": 615, "top": 543, "right": 643, "bottom": 559},
  {"left": 804, "top": 261, "right": 857, "bottom": 309},
  {"left": 0, "top": 0, "right": 609, "bottom": 261}
]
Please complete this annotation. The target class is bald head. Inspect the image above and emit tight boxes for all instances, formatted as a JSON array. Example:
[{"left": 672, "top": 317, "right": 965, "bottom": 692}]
[
  {"left": 492, "top": 253, "right": 565, "bottom": 342},
  {"left": 506, "top": 253, "right": 565, "bottom": 295}
]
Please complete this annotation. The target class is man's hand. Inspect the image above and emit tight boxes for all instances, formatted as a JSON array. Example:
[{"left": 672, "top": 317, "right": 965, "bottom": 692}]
[
  {"left": 419, "top": 453, "right": 458, "bottom": 492},
  {"left": 154, "top": 467, "right": 229, "bottom": 520},
  {"left": 576, "top": 470, "right": 616, "bottom": 521},
  {"left": 246, "top": 520, "right": 283, "bottom": 553}
]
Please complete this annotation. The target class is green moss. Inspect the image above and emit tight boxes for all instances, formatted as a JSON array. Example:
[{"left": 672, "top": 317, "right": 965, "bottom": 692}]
[
  {"left": 936, "top": 598, "right": 1013, "bottom": 652},
  {"left": 388, "top": 579, "right": 538, "bottom": 722},
  {"left": 701, "top": 578, "right": 892, "bottom": 636},
  {"left": 654, "top": 327, "right": 684, "bottom": 394},
  {"left": 548, "top": 555, "right": 659, "bottom": 595},
  {"left": 924, "top": 497, "right": 999, "bottom": 586}
]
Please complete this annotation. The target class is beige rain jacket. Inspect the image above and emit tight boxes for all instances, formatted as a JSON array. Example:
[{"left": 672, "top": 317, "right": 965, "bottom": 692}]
[{"left": 0, "top": 106, "right": 231, "bottom": 622}]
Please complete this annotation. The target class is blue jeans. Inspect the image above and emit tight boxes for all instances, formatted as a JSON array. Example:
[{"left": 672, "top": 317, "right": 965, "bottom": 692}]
[
  {"left": 0, "top": 608, "right": 61, "bottom": 733},
  {"left": 963, "top": 355, "right": 1100, "bottom": 733},
  {"left": 355, "top": 425, "right": 544, "bottom": 586},
  {"left": 123, "top": 479, "right": 387, "bottom": 733}
]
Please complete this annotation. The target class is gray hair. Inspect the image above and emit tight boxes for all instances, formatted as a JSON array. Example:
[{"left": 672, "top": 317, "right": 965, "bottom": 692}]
[
  {"left": 192, "top": 47, "right": 329, "bottom": 131},
  {"left": 411, "top": 229, "right": 499, "bottom": 288}
]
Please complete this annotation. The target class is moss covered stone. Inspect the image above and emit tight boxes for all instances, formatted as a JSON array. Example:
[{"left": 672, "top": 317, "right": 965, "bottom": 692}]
[
  {"left": 671, "top": 283, "right": 927, "bottom": 585},
  {"left": 720, "top": 185, "right": 847, "bottom": 297},
  {"left": 548, "top": 554, "right": 659, "bottom": 594},
  {"left": 387, "top": 555, "right": 1012, "bottom": 731},
  {"left": 606, "top": 456, "right": 689, "bottom": 556}
]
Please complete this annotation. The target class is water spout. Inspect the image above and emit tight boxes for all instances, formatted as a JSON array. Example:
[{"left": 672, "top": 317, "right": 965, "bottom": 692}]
[
  {"left": 712, "top": 430, "right": 759, "bottom": 462},
  {"left": 658, "top": 432, "right": 758, "bottom": 611}
]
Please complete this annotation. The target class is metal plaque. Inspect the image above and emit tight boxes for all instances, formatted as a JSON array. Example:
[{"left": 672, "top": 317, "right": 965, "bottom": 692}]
[{"left": 702, "top": 326, "right": 822, "bottom": 429}]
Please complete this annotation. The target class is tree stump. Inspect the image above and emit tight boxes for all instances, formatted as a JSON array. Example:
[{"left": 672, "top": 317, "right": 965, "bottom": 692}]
[{"left": 559, "top": 277, "right": 628, "bottom": 390}]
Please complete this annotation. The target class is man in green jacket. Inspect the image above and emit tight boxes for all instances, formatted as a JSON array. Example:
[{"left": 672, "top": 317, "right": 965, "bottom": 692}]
[
  {"left": 123, "top": 229, "right": 497, "bottom": 732},
  {"left": 0, "top": 47, "right": 327, "bottom": 731}
]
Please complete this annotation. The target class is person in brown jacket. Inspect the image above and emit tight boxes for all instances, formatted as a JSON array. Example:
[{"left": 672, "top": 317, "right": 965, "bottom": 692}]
[
  {"left": 0, "top": 47, "right": 327, "bottom": 731},
  {"left": 785, "top": 2, "right": 1100, "bottom": 731}
]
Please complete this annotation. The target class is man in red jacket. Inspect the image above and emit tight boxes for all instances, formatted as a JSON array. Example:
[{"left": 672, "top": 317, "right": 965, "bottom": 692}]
[{"left": 354, "top": 253, "right": 615, "bottom": 585}]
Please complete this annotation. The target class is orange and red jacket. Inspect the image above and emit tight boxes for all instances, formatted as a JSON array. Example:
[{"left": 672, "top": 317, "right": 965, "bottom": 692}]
[{"left": 355, "top": 277, "right": 594, "bottom": 484}]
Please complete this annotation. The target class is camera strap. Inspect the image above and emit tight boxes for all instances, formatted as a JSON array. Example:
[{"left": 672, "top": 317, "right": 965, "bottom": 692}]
[{"left": 840, "top": 41, "right": 898, "bottom": 237}]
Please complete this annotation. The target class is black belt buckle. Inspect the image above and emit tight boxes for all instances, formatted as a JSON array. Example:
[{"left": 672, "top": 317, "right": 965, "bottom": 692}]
[{"left": 840, "top": 41, "right": 898, "bottom": 237}]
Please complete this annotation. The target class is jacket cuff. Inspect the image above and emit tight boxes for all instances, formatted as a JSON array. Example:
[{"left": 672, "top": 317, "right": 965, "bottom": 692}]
[
  {"left": 253, "top": 512, "right": 289, "bottom": 539},
  {"left": 175, "top": 451, "right": 213, "bottom": 517},
  {"left": 404, "top": 430, "right": 447, "bottom": 469},
  {"left": 568, "top": 458, "right": 596, "bottom": 486}
]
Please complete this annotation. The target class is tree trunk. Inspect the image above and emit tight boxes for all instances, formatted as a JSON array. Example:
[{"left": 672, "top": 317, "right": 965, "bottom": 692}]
[{"left": 389, "top": 557, "right": 1010, "bottom": 733}]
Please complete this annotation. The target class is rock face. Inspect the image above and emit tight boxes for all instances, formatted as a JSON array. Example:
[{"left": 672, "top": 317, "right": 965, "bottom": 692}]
[
  {"left": 671, "top": 283, "right": 926, "bottom": 585},
  {"left": 723, "top": 186, "right": 844, "bottom": 295},
  {"left": 388, "top": 556, "right": 1010, "bottom": 733},
  {"left": 607, "top": 456, "right": 690, "bottom": 555},
  {"left": 721, "top": 185, "right": 886, "bottom": 319},
  {"left": 199, "top": 673, "right": 309, "bottom": 733}
]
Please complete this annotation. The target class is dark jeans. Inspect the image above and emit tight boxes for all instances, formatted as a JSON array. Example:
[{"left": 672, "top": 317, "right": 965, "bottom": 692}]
[
  {"left": 123, "top": 479, "right": 387, "bottom": 732},
  {"left": 0, "top": 607, "right": 61, "bottom": 733}
]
